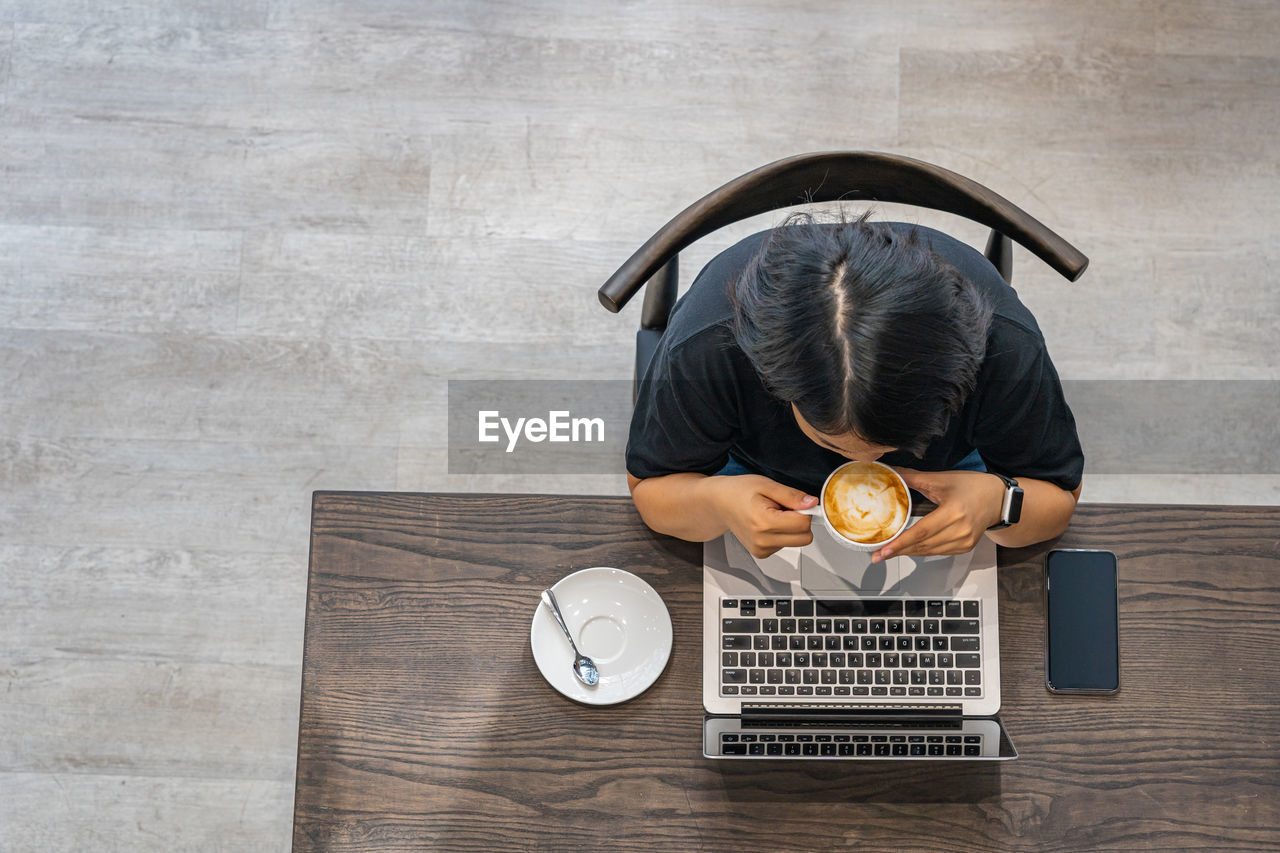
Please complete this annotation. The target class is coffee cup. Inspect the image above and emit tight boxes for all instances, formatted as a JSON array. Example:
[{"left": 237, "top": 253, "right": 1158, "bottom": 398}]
[{"left": 802, "top": 461, "right": 912, "bottom": 551}]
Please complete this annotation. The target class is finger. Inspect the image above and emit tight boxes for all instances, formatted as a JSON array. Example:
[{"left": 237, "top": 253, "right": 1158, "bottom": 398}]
[
  {"left": 882, "top": 522, "right": 975, "bottom": 559},
  {"left": 892, "top": 466, "right": 940, "bottom": 503},
  {"left": 763, "top": 505, "right": 816, "bottom": 535},
  {"left": 765, "top": 530, "right": 815, "bottom": 551},
  {"left": 872, "top": 514, "right": 938, "bottom": 562},
  {"left": 756, "top": 478, "right": 820, "bottom": 512}
]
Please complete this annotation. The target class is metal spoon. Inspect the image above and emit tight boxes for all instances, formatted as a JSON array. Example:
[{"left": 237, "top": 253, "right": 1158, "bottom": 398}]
[{"left": 541, "top": 588, "right": 600, "bottom": 687}]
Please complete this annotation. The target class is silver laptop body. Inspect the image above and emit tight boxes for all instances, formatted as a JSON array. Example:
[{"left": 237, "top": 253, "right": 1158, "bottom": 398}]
[{"left": 702, "top": 520, "right": 1017, "bottom": 760}]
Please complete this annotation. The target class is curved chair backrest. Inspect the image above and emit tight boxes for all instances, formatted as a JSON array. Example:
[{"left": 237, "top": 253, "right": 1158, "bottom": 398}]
[{"left": 598, "top": 151, "right": 1089, "bottom": 397}]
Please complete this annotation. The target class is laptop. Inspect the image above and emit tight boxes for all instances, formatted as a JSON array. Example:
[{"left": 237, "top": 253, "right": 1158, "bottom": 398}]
[{"left": 702, "top": 517, "right": 1017, "bottom": 760}]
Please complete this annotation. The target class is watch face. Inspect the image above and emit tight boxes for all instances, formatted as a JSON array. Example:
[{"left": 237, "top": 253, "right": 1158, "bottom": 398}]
[{"left": 1007, "top": 487, "right": 1025, "bottom": 523}]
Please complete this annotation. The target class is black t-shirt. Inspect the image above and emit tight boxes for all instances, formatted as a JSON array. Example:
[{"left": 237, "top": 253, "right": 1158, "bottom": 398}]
[{"left": 625, "top": 223, "right": 1084, "bottom": 494}]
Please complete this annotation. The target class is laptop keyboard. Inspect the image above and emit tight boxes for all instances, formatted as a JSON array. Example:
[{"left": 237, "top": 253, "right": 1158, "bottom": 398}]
[
  {"left": 720, "top": 731, "right": 985, "bottom": 758},
  {"left": 719, "top": 597, "right": 984, "bottom": 699}
]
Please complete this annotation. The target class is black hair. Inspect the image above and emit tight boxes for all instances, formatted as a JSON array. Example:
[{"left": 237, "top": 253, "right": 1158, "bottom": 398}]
[{"left": 728, "top": 211, "right": 994, "bottom": 457}]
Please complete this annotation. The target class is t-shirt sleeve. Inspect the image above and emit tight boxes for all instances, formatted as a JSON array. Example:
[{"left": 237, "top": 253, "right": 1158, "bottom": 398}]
[
  {"left": 969, "top": 324, "right": 1085, "bottom": 492},
  {"left": 626, "top": 328, "right": 741, "bottom": 479}
]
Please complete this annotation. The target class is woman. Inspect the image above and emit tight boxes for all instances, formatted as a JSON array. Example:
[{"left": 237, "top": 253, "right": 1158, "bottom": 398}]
[{"left": 625, "top": 213, "right": 1083, "bottom": 560}]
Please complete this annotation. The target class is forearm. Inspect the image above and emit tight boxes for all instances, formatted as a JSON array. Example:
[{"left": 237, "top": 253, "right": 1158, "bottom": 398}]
[
  {"left": 986, "top": 476, "right": 1080, "bottom": 549},
  {"left": 628, "top": 472, "right": 732, "bottom": 542}
]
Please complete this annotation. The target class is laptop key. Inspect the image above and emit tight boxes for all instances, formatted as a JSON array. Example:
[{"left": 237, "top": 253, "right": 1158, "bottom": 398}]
[
  {"left": 749, "top": 669, "right": 766, "bottom": 684},
  {"left": 748, "top": 743, "right": 765, "bottom": 755},
  {"left": 957, "top": 654, "right": 981, "bottom": 668},
  {"left": 740, "top": 686, "right": 757, "bottom": 695},
  {"left": 963, "top": 600, "right": 980, "bottom": 618},
  {"left": 951, "top": 637, "right": 980, "bottom": 651},
  {"left": 753, "top": 636, "right": 770, "bottom": 650},
  {"left": 722, "top": 669, "right": 747, "bottom": 684},
  {"left": 723, "top": 619, "right": 760, "bottom": 633},
  {"left": 722, "top": 652, "right": 737, "bottom": 666},
  {"left": 785, "top": 743, "right": 801, "bottom": 756},
  {"left": 767, "top": 669, "right": 783, "bottom": 684},
  {"left": 767, "top": 743, "right": 783, "bottom": 755},
  {"left": 775, "top": 600, "right": 792, "bottom": 617},
  {"left": 942, "top": 619, "right": 980, "bottom": 634},
  {"left": 799, "top": 619, "right": 815, "bottom": 633},
  {"left": 793, "top": 600, "right": 815, "bottom": 617},
  {"left": 945, "top": 601, "right": 962, "bottom": 617},
  {"left": 965, "top": 687, "right": 982, "bottom": 697},
  {"left": 816, "top": 619, "right": 832, "bottom": 632},
  {"left": 789, "top": 636, "right": 806, "bottom": 650},
  {"left": 762, "top": 619, "right": 779, "bottom": 633},
  {"left": 772, "top": 636, "right": 788, "bottom": 650},
  {"left": 825, "top": 636, "right": 841, "bottom": 651},
  {"left": 722, "top": 743, "right": 747, "bottom": 755},
  {"left": 723, "top": 635, "right": 752, "bottom": 650}
]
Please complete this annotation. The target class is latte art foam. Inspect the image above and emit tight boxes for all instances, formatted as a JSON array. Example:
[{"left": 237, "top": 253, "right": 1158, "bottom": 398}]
[{"left": 822, "top": 462, "right": 910, "bottom": 544}]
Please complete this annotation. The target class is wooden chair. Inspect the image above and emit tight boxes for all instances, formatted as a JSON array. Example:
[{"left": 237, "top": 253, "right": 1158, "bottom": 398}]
[{"left": 596, "top": 151, "right": 1088, "bottom": 398}]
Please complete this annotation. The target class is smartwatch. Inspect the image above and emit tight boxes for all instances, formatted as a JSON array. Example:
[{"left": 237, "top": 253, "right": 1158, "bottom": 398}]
[{"left": 986, "top": 472, "right": 1024, "bottom": 530}]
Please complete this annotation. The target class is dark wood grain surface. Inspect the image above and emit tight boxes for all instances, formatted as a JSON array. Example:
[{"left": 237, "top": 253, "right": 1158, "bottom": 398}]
[{"left": 293, "top": 493, "right": 1280, "bottom": 852}]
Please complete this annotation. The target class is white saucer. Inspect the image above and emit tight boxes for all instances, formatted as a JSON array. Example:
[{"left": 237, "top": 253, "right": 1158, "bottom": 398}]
[{"left": 530, "top": 567, "right": 672, "bottom": 705}]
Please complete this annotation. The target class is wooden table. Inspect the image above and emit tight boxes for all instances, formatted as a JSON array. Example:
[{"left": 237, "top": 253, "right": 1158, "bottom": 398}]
[{"left": 293, "top": 493, "right": 1280, "bottom": 852}]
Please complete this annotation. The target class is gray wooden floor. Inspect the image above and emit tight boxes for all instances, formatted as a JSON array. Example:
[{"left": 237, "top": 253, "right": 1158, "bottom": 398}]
[{"left": 1, "top": 2, "right": 1277, "bottom": 849}]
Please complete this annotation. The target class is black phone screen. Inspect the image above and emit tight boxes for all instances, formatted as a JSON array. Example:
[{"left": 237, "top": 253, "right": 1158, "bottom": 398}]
[{"left": 1046, "top": 549, "right": 1119, "bottom": 693}]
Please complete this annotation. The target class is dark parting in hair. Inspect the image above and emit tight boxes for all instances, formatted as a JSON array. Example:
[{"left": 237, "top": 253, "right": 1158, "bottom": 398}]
[{"left": 729, "top": 211, "right": 994, "bottom": 458}]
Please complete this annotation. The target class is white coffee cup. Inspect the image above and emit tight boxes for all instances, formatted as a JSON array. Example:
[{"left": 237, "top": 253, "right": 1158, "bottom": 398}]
[{"left": 801, "top": 460, "right": 913, "bottom": 551}]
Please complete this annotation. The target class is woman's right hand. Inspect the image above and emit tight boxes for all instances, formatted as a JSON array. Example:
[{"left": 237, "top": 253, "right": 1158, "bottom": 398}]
[{"left": 707, "top": 474, "right": 819, "bottom": 559}]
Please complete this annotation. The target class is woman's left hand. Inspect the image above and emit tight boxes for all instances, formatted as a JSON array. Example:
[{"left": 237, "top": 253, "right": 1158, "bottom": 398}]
[{"left": 870, "top": 467, "right": 1006, "bottom": 562}]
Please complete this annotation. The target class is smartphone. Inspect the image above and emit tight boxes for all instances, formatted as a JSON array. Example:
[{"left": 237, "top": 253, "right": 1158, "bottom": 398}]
[{"left": 1045, "top": 549, "right": 1120, "bottom": 694}]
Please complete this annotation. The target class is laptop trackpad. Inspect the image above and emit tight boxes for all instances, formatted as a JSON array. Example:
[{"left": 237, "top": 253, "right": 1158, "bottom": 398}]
[{"left": 800, "top": 527, "right": 899, "bottom": 593}]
